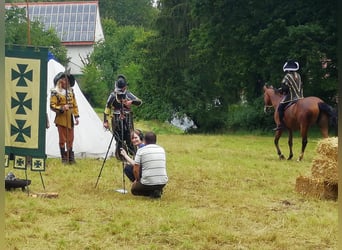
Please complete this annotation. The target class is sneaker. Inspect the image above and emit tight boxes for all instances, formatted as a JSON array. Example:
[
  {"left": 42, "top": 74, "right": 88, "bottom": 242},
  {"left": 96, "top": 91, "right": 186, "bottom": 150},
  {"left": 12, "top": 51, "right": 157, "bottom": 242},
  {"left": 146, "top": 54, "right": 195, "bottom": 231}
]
[{"left": 150, "top": 190, "right": 161, "bottom": 199}]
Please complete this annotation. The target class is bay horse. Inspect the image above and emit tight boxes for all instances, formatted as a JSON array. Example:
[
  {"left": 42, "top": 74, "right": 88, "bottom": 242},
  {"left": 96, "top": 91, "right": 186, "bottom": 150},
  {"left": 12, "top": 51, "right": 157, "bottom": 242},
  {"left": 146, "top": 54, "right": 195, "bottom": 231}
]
[{"left": 263, "top": 85, "right": 337, "bottom": 161}]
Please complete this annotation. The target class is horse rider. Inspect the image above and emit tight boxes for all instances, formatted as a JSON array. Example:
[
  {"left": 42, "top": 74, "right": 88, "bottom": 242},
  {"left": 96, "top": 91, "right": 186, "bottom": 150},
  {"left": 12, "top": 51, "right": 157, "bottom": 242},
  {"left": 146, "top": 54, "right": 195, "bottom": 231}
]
[
  {"left": 274, "top": 60, "right": 303, "bottom": 131},
  {"left": 103, "top": 74, "right": 142, "bottom": 160}
]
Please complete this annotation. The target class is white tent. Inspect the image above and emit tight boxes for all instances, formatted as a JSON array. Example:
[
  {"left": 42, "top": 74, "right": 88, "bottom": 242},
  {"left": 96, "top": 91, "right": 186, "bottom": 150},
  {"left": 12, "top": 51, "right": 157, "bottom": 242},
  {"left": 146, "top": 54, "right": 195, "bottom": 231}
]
[{"left": 46, "top": 58, "right": 115, "bottom": 158}]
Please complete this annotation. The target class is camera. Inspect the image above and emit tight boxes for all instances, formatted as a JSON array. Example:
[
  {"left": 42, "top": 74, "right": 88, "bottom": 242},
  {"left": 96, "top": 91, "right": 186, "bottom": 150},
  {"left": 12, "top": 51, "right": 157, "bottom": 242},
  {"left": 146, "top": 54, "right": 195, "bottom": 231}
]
[{"left": 117, "top": 93, "right": 126, "bottom": 101}]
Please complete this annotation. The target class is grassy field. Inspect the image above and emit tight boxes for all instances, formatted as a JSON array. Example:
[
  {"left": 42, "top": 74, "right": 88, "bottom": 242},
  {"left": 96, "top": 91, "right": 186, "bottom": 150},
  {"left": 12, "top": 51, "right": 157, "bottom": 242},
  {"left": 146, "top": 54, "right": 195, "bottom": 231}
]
[{"left": 5, "top": 122, "right": 337, "bottom": 249}]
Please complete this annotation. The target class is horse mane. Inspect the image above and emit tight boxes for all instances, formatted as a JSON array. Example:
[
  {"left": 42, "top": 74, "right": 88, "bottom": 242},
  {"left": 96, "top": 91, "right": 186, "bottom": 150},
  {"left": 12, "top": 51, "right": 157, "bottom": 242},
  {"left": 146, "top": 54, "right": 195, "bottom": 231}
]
[{"left": 264, "top": 84, "right": 283, "bottom": 97}]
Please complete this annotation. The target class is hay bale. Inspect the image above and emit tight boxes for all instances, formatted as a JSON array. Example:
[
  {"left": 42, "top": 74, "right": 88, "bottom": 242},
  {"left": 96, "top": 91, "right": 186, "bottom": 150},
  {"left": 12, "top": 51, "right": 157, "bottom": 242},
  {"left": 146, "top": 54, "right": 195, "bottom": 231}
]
[
  {"left": 315, "top": 137, "right": 338, "bottom": 161},
  {"left": 295, "top": 176, "right": 337, "bottom": 201},
  {"left": 311, "top": 157, "right": 338, "bottom": 183},
  {"left": 295, "top": 137, "right": 338, "bottom": 201}
]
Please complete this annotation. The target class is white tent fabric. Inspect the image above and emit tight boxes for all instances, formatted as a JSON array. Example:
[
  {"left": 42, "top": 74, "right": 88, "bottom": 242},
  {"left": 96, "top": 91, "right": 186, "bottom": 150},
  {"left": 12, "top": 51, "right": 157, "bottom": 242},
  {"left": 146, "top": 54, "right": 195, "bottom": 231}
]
[{"left": 46, "top": 59, "right": 115, "bottom": 158}]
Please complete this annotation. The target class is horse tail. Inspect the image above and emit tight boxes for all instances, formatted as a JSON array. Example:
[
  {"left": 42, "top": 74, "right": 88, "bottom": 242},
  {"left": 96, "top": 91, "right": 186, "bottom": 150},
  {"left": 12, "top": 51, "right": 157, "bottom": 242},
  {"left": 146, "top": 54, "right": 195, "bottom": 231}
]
[{"left": 318, "top": 102, "right": 338, "bottom": 133}]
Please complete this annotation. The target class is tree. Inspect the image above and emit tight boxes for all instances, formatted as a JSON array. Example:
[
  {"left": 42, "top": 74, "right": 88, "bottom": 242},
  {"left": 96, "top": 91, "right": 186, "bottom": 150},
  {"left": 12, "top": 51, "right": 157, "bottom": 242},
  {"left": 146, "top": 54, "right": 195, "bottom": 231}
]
[
  {"left": 99, "top": 0, "right": 158, "bottom": 27},
  {"left": 80, "top": 64, "right": 107, "bottom": 108},
  {"left": 82, "top": 0, "right": 337, "bottom": 132},
  {"left": 135, "top": 1, "right": 194, "bottom": 122},
  {"left": 136, "top": 0, "right": 337, "bottom": 131},
  {"left": 82, "top": 18, "right": 150, "bottom": 108}
]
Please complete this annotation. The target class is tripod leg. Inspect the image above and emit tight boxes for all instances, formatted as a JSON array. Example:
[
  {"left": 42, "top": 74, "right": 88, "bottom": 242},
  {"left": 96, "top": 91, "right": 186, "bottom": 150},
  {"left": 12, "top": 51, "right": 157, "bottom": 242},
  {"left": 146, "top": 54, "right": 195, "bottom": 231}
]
[
  {"left": 39, "top": 171, "right": 46, "bottom": 190},
  {"left": 122, "top": 161, "right": 126, "bottom": 193},
  {"left": 95, "top": 132, "right": 115, "bottom": 188},
  {"left": 115, "top": 116, "right": 128, "bottom": 194},
  {"left": 25, "top": 167, "right": 29, "bottom": 196},
  {"left": 120, "top": 117, "right": 125, "bottom": 192}
]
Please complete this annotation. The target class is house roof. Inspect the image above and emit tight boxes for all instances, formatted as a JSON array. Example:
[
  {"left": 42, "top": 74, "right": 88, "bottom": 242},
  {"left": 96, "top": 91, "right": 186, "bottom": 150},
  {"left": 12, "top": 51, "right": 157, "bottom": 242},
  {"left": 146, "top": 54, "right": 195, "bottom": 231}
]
[{"left": 6, "top": 1, "right": 100, "bottom": 45}]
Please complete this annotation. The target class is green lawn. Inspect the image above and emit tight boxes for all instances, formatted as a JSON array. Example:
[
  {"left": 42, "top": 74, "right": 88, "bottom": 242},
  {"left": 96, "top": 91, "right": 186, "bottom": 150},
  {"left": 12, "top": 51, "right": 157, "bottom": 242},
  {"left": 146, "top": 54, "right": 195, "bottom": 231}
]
[{"left": 5, "top": 129, "right": 337, "bottom": 249}]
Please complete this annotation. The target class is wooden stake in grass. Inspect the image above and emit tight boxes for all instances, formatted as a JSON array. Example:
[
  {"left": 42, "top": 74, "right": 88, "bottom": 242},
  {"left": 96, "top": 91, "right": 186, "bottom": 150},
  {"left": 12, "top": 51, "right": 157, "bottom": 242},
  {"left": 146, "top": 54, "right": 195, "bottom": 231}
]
[{"left": 30, "top": 192, "right": 59, "bottom": 198}]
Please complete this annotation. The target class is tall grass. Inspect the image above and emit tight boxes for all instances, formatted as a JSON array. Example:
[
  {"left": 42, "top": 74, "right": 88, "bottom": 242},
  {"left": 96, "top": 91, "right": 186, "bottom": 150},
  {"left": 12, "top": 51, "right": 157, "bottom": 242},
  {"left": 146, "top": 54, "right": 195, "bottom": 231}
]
[{"left": 5, "top": 124, "right": 337, "bottom": 249}]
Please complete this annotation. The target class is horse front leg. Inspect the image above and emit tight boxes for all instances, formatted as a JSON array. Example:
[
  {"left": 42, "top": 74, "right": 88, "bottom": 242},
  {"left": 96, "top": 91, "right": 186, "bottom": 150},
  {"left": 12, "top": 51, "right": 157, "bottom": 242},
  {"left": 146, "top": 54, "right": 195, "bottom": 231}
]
[
  {"left": 274, "top": 131, "right": 285, "bottom": 160},
  {"left": 287, "top": 130, "right": 293, "bottom": 160}
]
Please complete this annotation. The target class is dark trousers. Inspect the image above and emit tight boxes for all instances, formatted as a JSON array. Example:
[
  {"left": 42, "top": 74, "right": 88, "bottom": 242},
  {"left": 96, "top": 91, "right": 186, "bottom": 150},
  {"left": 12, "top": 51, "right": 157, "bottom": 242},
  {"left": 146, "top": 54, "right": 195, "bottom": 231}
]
[
  {"left": 131, "top": 182, "right": 165, "bottom": 197},
  {"left": 111, "top": 113, "right": 135, "bottom": 160},
  {"left": 124, "top": 164, "right": 141, "bottom": 182}
]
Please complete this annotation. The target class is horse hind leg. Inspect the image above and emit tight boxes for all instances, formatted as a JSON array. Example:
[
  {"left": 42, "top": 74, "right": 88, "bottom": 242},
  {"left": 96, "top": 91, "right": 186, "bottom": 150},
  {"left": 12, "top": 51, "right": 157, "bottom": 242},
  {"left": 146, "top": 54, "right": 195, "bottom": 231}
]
[
  {"left": 298, "top": 127, "right": 308, "bottom": 161},
  {"left": 297, "top": 137, "right": 307, "bottom": 161},
  {"left": 287, "top": 130, "right": 293, "bottom": 160}
]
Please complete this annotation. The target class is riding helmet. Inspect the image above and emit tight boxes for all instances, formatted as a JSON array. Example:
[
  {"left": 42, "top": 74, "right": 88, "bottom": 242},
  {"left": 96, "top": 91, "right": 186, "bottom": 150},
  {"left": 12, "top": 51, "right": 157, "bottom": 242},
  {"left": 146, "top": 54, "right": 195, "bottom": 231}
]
[{"left": 115, "top": 74, "right": 127, "bottom": 92}]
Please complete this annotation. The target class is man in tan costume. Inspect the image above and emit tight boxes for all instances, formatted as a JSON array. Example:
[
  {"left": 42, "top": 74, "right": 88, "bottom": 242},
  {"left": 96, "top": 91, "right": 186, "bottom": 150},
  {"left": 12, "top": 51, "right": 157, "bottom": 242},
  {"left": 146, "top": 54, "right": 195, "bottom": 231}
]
[{"left": 50, "top": 72, "right": 80, "bottom": 164}]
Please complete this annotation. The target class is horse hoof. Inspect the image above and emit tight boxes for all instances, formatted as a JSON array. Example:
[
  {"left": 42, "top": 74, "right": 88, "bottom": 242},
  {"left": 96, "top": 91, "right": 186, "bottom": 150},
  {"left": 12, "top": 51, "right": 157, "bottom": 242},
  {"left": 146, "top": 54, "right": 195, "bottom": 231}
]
[
  {"left": 287, "top": 155, "right": 293, "bottom": 160},
  {"left": 279, "top": 155, "right": 286, "bottom": 160}
]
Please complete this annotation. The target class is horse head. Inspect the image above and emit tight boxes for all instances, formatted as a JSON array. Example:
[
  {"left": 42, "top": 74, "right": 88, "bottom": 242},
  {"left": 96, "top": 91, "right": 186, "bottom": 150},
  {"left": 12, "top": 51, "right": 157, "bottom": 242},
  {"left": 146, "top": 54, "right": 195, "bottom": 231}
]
[{"left": 263, "top": 85, "right": 274, "bottom": 113}]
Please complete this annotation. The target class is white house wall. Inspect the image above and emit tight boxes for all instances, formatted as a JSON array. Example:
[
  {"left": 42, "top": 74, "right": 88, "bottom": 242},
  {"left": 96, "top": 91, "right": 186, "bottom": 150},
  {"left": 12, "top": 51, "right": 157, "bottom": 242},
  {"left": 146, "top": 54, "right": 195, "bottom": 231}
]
[{"left": 66, "top": 45, "right": 94, "bottom": 75}]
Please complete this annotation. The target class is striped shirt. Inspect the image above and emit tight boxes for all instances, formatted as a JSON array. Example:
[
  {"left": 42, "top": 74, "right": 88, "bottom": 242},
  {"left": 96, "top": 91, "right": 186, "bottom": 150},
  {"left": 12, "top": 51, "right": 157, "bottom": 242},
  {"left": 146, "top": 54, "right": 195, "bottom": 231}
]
[
  {"left": 134, "top": 144, "right": 168, "bottom": 185},
  {"left": 281, "top": 72, "right": 303, "bottom": 103}
]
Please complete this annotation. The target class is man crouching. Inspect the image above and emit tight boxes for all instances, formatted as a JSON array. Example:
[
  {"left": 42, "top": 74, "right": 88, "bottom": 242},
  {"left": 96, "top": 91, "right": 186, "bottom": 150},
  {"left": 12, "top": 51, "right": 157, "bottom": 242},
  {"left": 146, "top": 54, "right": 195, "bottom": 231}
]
[{"left": 129, "top": 131, "right": 168, "bottom": 199}]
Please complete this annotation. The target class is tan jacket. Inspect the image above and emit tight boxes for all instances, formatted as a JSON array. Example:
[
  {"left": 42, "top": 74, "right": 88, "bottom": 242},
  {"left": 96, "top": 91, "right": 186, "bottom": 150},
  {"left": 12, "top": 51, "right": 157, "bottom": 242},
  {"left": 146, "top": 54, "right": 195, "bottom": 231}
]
[{"left": 50, "top": 88, "right": 79, "bottom": 128}]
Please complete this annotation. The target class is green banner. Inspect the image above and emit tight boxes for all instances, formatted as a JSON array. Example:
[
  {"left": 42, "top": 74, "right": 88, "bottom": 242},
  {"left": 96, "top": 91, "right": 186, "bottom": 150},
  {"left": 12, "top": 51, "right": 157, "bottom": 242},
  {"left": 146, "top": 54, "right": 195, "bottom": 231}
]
[{"left": 5, "top": 45, "right": 48, "bottom": 160}]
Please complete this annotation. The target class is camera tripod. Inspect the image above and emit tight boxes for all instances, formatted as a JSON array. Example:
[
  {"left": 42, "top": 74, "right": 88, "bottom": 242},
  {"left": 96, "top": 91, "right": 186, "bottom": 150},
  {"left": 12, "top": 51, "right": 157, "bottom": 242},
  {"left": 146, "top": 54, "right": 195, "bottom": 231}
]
[{"left": 94, "top": 110, "right": 135, "bottom": 194}]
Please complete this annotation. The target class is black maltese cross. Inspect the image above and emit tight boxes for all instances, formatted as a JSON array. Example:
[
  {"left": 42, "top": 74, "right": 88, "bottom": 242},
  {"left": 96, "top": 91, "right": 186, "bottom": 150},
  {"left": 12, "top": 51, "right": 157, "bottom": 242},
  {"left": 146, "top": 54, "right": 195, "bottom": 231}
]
[
  {"left": 11, "top": 119, "right": 31, "bottom": 143},
  {"left": 11, "top": 92, "right": 32, "bottom": 115},
  {"left": 11, "top": 64, "right": 33, "bottom": 87}
]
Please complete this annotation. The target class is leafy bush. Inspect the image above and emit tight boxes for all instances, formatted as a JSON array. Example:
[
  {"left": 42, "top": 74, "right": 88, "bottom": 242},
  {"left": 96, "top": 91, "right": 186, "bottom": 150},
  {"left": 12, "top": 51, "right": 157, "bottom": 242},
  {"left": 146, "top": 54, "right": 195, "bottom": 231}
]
[
  {"left": 80, "top": 65, "right": 108, "bottom": 108},
  {"left": 227, "top": 98, "right": 274, "bottom": 131}
]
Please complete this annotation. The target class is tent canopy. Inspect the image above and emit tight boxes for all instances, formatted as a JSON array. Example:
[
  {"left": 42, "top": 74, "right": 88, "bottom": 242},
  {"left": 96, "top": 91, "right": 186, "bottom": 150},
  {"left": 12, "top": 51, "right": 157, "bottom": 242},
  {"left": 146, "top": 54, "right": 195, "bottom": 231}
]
[{"left": 46, "top": 58, "right": 115, "bottom": 158}]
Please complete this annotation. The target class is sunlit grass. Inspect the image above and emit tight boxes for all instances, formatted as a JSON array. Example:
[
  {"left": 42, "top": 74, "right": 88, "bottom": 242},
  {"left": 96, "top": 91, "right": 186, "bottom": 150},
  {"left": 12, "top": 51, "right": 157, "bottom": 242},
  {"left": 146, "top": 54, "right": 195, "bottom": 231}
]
[{"left": 5, "top": 122, "right": 337, "bottom": 249}]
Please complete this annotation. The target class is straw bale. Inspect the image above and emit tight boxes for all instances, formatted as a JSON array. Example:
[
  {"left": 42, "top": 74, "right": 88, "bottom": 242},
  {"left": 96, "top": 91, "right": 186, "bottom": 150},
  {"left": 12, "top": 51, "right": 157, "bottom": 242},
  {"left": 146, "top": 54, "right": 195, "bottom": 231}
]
[
  {"left": 311, "top": 157, "right": 338, "bottom": 183},
  {"left": 315, "top": 137, "right": 338, "bottom": 161},
  {"left": 295, "top": 176, "right": 337, "bottom": 201}
]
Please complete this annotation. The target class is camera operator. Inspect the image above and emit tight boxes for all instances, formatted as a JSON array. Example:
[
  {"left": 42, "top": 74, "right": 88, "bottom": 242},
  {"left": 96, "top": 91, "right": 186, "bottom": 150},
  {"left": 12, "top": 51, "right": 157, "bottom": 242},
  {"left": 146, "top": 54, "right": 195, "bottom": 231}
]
[{"left": 103, "top": 74, "right": 142, "bottom": 160}]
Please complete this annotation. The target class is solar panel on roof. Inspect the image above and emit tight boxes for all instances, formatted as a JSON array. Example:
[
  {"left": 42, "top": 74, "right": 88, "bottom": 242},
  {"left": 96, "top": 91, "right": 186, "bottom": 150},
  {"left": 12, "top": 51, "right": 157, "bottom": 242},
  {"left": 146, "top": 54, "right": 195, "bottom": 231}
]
[
  {"left": 24, "top": 3, "right": 97, "bottom": 43},
  {"left": 40, "top": 6, "right": 44, "bottom": 13}
]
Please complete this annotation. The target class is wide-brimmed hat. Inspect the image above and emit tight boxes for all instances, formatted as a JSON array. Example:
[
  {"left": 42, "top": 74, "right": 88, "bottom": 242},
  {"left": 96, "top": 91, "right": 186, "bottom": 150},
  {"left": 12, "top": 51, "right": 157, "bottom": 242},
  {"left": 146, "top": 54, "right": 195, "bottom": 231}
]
[
  {"left": 53, "top": 72, "right": 75, "bottom": 87},
  {"left": 283, "top": 60, "right": 299, "bottom": 72}
]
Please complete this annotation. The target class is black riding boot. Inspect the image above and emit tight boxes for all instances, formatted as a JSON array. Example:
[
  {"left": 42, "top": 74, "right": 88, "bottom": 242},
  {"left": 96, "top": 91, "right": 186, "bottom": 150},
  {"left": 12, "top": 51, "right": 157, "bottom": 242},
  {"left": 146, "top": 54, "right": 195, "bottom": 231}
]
[
  {"left": 68, "top": 148, "right": 76, "bottom": 164},
  {"left": 273, "top": 120, "right": 285, "bottom": 131},
  {"left": 60, "top": 147, "right": 68, "bottom": 164},
  {"left": 274, "top": 104, "right": 285, "bottom": 131}
]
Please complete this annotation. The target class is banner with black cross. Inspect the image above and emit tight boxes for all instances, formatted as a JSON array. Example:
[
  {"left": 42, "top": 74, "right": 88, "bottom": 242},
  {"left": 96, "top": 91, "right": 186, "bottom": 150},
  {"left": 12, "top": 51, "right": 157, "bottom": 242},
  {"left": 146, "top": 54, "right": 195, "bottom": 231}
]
[{"left": 5, "top": 45, "right": 48, "bottom": 173}]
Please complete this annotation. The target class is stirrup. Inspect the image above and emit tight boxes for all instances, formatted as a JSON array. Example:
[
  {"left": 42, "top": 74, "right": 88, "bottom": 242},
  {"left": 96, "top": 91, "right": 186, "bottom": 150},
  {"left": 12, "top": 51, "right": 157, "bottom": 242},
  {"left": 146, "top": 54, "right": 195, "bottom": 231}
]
[{"left": 273, "top": 125, "right": 283, "bottom": 131}]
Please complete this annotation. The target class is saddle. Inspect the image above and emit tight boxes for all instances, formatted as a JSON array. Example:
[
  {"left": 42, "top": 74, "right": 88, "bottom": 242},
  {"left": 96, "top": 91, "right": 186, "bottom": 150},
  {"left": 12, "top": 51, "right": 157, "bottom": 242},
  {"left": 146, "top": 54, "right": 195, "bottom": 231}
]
[{"left": 284, "top": 99, "right": 298, "bottom": 110}]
